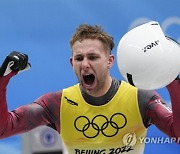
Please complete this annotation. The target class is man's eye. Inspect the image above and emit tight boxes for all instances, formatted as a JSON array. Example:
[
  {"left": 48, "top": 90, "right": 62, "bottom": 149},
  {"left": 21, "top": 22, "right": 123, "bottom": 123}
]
[
  {"left": 75, "top": 57, "right": 83, "bottom": 61},
  {"left": 89, "top": 56, "right": 98, "bottom": 60}
]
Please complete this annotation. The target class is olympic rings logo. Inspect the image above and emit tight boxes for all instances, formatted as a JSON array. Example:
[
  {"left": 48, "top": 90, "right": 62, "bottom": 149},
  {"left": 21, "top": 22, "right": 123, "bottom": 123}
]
[{"left": 74, "top": 113, "right": 127, "bottom": 138}]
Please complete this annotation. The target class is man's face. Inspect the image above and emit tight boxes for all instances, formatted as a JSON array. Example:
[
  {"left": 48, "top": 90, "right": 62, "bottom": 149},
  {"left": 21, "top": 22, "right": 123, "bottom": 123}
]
[{"left": 70, "top": 39, "right": 114, "bottom": 96}]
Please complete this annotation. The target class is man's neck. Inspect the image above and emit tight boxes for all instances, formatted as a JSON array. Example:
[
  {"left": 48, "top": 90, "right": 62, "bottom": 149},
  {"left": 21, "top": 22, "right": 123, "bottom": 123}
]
[
  {"left": 80, "top": 77, "right": 120, "bottom": 106},
  {"left": 81, "top": 76, "right": 112, "bottom": 97}
]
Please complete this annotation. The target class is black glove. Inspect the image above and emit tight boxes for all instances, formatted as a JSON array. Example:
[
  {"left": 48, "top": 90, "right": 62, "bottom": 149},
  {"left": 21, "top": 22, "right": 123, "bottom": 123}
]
[{"left": 0, "top": 51, "right": 31, "bottom": 77}]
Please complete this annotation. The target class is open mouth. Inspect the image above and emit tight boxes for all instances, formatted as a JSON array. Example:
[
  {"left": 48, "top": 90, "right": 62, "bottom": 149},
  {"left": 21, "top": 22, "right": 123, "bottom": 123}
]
[{"left": 83, "top": 74, "right": 95, "bottom": 85}]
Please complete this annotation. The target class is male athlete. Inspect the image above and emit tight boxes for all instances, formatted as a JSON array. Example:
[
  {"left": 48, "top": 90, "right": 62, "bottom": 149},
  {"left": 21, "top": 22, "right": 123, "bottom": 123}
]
[{"left": 0, "top": 24, "right": 180, "bottom": 154}]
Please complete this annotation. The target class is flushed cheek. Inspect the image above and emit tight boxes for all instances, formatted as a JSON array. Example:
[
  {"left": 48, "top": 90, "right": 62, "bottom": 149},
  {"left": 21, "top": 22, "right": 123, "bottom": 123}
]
[
  {"left": 72, "top": 66, "right": 81, "bottom": 78},
  {"left": 72, "top": 62, "right": 81, "bottom": 71},
  {"left": 97, "top": 67, "right": 108, "bottom": 79}
]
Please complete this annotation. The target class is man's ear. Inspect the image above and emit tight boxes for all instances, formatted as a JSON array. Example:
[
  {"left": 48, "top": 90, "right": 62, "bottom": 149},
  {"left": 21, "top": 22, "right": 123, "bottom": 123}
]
[
  {"left": 107, "top": 54, "right": 114, "bottom": 68},
  {"left": 70, "top": 57, "right": 73, "bottom": 67}
]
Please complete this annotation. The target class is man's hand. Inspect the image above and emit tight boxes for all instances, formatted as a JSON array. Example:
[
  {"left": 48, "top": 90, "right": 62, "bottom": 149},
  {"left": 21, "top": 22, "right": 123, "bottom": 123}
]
[
  {"left": 175, "top": 74, "right": 180, "bottom": 84},
  {"left": 0, "top": 51, "right": 31, "bottom": 77}
]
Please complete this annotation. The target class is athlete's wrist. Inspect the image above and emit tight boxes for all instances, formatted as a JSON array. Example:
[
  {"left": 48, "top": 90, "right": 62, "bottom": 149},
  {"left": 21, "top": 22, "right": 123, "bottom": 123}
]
[{"left": 0, "top": 72, "right": 17, "bottom": 90}]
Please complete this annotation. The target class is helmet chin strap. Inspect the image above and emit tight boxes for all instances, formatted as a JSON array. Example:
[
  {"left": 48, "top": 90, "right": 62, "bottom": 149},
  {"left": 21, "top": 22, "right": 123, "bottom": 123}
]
[{"left": 127, "top": 73, "right": 135, "bottom": 87}]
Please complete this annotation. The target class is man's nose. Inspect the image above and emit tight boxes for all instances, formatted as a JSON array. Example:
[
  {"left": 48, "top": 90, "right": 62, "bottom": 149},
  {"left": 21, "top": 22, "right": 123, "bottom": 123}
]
[{"left": 81, "top": 58, "right": 90, "bottom": 69}]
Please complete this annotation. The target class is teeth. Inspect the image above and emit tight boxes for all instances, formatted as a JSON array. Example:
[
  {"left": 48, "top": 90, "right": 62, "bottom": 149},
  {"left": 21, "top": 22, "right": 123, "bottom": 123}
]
[{"left": 83, "top": 74, "right": 91, "bottom": 77}]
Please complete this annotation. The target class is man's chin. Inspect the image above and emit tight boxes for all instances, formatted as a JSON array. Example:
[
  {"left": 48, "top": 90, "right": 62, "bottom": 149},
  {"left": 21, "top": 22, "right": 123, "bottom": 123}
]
[{"left": 81, "top": 82, "right": 97, "bottom": 93}]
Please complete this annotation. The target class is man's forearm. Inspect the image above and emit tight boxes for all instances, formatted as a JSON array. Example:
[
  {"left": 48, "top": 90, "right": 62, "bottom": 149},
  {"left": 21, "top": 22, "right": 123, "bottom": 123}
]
[
  {"left": 0, "top": 73, "right": 16, "bottom": 137},
  {"left": 147, "top": 79, "right": 180, "bottom": 143},
  {"left": 166, "top": 79, "right": 180, "bottom": 138}
]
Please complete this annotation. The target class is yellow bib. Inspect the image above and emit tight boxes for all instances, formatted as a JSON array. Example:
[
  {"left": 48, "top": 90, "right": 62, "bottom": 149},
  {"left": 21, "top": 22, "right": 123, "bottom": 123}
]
[{"left": 60, "top": 81, "right": 147, "bottom": 154}]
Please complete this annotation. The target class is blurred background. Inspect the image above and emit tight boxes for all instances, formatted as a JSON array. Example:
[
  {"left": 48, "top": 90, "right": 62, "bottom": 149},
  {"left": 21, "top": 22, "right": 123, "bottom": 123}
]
[{"left": 0, "top": 0, "right": 179, "bottom": 153}]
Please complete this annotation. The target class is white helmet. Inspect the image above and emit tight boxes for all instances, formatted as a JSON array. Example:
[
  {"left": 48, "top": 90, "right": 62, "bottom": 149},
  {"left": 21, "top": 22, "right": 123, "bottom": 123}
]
[{"left": 117, "top": 21, "right": 180, "bottom": 90}]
